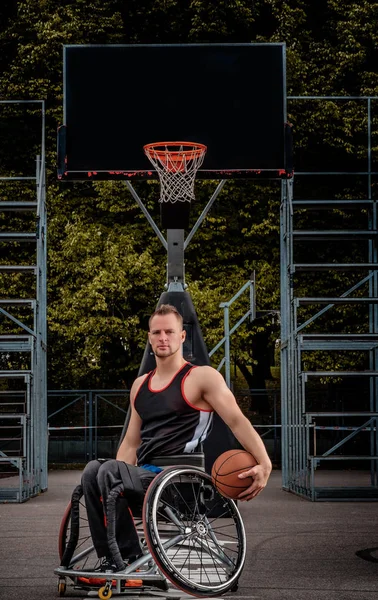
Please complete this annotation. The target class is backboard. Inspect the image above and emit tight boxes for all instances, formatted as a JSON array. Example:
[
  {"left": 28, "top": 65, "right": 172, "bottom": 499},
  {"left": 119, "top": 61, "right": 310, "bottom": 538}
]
[{"left": 58, "top": 43, "right": 288, "bottom": 180}]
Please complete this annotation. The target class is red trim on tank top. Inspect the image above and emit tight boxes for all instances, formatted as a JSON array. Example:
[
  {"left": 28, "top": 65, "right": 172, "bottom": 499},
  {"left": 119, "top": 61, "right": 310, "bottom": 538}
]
[
  {"left": 181, "top": 367, "right": 213, "bottom": 412},
  {"left": 148, "top": 362, "right": 190, "bottom": 393},
  {"left": 133, "top": 372, "right": 151, "bottom": 405}
]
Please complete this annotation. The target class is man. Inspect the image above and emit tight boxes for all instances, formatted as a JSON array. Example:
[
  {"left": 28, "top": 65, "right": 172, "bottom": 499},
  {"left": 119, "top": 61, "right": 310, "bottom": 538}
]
[{"left": 81, "top": 303, "right": 272, "bottom": 572}]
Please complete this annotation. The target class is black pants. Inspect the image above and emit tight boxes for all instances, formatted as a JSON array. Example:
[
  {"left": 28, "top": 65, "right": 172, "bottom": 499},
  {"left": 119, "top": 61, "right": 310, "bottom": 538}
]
[{"left": 81, "top": 459, "right": 155, "bottom": 559}]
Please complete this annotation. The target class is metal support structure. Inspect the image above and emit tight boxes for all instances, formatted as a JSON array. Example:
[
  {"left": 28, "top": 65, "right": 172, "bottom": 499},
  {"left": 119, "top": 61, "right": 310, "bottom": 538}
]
[
  {"left": 125, "top": 180, "right": 226, "bottom": 290},
  {"left": 167, "top": 229, "right": 185, "bottom": 286},
  {"left": 209, "top": 277, "right": 256, "bottom": 388},
  {"left": 281, "top": 96, "right": 378, "bottom": 500},
  {"left": 0, "top": 101, "right": 47, "bottom": 502}
]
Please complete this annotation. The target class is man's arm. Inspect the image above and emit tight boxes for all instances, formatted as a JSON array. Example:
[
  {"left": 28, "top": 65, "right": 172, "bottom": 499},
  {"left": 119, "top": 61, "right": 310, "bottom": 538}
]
[
  {"left": 116, "top": 378, "right": 143, "bottom": 464},
  {"left": 198, "top": 366, "right": 272, "bottom": 500}
]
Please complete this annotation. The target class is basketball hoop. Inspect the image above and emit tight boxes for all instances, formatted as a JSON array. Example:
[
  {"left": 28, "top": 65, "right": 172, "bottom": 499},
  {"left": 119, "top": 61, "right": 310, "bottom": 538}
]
[{"left": 143, "top": 141, "right": 207, "bottom": 203}]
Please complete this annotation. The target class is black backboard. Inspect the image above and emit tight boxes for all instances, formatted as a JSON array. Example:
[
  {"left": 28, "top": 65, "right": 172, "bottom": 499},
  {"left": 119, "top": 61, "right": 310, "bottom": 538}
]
[{"left": 59, "top": 43, "right": 287, "bottom": 180}]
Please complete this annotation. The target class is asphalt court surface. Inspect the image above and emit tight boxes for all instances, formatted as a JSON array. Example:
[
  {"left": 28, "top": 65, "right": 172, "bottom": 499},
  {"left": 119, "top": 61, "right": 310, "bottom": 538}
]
[{"left": 0, "top": 470, "right": 378, "bottom": 600}]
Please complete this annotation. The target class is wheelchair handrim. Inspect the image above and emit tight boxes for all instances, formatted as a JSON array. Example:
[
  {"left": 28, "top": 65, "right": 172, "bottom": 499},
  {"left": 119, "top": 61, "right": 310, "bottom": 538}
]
[{"left": 143, "top": 466, "right": 246, "bottom": 596}]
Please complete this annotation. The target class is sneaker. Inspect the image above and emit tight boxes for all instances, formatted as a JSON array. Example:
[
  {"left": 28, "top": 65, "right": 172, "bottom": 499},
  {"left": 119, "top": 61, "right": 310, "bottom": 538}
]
[
  {"left": 122, "top": 552, "right": 143, "bottom": 566},
  {"left": 96, "top": 556, "right": 119, "bottom": 572}
]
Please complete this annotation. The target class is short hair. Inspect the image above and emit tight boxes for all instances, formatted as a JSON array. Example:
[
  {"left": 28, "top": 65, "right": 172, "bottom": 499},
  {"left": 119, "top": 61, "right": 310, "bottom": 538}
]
[{"left": 149, "top": 304, "right": 183, "bottom": 330}]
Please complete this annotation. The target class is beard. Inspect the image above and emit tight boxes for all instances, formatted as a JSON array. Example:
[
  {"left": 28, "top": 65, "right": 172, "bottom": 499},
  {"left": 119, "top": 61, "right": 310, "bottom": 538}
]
[{"left": 153, "top": 345, "right": 179, "bottom": 358}]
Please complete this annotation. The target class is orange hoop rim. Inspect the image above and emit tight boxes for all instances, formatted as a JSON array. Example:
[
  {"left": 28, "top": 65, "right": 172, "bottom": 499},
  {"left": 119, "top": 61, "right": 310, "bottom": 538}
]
[{"left": 143, "top": 141, "right": 207, "bottom": 160}]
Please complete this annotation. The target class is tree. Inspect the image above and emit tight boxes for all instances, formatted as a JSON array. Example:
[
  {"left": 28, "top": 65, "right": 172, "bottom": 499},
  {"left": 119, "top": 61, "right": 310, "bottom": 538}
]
[{"left": 1, "top": 0, "right": 378, "bottom": 393}]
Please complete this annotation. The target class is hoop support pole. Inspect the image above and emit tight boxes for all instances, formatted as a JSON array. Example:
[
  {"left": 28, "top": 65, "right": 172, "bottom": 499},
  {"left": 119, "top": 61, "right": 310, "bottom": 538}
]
[
  {"left": 167, "top": 229, "right": 185, "bottom": 285},
  {"left": 125, "top": 181, "right": 167, "bottom": 250},
  {"left": 184, "top": 180, "right": 226, "bottom": 250}
]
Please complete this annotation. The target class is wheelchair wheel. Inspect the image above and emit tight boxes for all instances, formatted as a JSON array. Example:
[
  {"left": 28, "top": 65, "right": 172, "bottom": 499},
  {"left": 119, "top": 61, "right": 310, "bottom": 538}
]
[
  {"left": 143, "top": 466, "right": 246, "bottom": 597},
  {"left": 58, "top": 484, "right": 98, "bottom": 572},
  {"left": 58, "top": 485, "right": 146, "bottom": 580}
]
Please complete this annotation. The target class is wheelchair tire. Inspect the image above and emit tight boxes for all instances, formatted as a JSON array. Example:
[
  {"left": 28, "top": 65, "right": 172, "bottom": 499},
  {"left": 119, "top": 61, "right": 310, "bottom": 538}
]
[
  {"left": 142, "top": 466, "right": 246, "bottom": 597},
  {"left": 58, "top": 485, "right": 97, "bottom": 571}
]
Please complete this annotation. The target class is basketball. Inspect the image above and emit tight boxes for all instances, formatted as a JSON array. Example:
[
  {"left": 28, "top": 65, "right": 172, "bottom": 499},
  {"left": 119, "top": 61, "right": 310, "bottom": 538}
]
[{"left": 211, "top": 449, "right": 257, "bottom": 499}]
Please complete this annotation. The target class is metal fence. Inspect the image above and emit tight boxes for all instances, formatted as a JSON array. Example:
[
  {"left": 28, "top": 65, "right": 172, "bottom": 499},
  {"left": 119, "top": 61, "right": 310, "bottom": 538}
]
[{"left": 46, "top": 388, "right": 282, "bottom": 465}]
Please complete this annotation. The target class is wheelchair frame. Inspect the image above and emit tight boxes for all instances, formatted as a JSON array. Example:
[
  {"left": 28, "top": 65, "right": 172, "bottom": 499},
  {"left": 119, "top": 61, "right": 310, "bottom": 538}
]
[{"left": 55, "top": 461, "right": 247, "bottom": 599}]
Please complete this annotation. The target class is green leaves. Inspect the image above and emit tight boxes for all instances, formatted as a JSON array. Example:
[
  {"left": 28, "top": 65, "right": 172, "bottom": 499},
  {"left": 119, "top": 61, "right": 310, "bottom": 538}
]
[
  {"left": 47, "top": 187, "right": 165, "bottom": 386},
  {"left": 0, "top": 0, "right": 377, "bottom": 389}
]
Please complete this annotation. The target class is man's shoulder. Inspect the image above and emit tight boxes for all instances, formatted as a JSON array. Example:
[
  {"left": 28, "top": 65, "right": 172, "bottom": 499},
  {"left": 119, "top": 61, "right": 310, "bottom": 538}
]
[
  {"left": 189, "top": 364, "right": 222, "bottom": 381},
  {"left": 131, "top": 372, "right": 150, "bottom": 393},
  {"left": 190, "top": 364, "right": 214, "bottom": 372},
  {"left": 134, "top": 373, "right": 146, "bottom": 383}
]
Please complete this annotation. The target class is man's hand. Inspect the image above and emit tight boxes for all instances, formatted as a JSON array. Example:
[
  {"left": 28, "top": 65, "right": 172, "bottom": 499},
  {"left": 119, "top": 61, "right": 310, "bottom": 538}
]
[{"left": 237, "top": 464, "right": 271, "bottom": 501}]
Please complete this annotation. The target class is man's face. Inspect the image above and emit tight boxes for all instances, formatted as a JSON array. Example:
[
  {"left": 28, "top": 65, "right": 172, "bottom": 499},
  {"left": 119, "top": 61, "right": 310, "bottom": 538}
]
[{"left": 148, "top": 313, "right": 186, "bottom": 359}]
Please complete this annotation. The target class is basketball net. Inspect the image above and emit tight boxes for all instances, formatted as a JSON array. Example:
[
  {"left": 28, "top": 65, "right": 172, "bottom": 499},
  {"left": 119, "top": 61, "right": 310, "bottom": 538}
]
[{"left": 143, "top": 141, "right": 207, "bottom": 203}]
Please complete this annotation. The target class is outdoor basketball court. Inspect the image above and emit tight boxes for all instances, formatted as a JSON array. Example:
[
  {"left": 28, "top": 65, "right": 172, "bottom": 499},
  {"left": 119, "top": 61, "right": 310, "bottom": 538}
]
[
  {"left": 0, "top": 469, "right": 378, "bottom": 600},
  {"left": 1, "top": 41, "right": 378, "bottom": 600}
]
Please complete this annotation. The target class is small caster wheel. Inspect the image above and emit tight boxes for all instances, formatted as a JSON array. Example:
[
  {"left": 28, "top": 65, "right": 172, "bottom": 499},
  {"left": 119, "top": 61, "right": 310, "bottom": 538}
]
[
  {"left": 98, "top": 584, "right": 113, "bottom": 599},
  {"left": 57, "top": 579, "right": 66, "bottom": 596},
  {"left": 230, "top": 582, "right": 239, "bottom": 592}
]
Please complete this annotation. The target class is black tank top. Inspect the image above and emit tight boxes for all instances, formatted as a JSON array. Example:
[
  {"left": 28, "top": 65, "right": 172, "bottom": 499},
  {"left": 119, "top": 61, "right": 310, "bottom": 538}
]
[{"left": 134, "top": 362, "right": 213, "bottom": 466}]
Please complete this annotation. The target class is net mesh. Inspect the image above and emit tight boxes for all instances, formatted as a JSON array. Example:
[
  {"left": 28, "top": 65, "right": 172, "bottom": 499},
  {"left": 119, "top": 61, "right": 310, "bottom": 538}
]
[{"left": 143, "top": 142, "right": 207, "bottom": 203}]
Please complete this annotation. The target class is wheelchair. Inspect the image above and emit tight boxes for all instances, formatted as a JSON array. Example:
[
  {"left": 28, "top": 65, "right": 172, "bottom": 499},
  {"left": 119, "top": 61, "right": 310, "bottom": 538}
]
[{"left": 54, "top": 454, "right": 246, "bottom": 599}]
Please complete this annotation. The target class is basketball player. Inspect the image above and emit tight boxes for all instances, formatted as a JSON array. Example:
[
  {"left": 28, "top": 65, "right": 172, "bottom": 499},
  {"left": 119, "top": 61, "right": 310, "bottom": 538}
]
[{"left": 81, "top": 304, "right": 272, "bottom": 571}]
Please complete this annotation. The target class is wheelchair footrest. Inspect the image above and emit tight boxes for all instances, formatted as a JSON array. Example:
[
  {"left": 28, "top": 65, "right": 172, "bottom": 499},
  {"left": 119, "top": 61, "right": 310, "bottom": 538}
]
[
  {"left": 55, "top": 566, "right": 164, "bottom": 580},
  {"left": 76, "top": 576, "right": 144, "bottom": 587}
]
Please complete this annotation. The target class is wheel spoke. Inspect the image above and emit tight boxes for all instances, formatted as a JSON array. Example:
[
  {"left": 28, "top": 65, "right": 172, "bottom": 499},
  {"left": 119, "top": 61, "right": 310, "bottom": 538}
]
[{"left": 144, "top": 466, "right": 246, "bottom": 596}]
